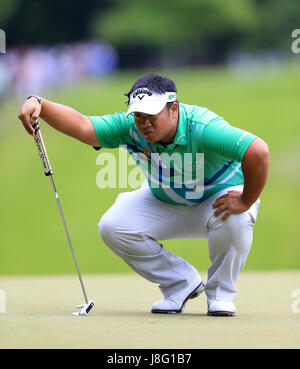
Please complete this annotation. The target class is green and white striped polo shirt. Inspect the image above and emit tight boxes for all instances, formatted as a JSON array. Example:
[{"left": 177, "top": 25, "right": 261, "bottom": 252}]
[{"left": 89, "top": 103, "right": 257, "bottom": 206}]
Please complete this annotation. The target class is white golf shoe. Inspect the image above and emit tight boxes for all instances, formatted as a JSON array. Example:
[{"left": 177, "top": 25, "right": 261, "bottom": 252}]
[
  {"left": 207, "top": 300, "right": 236, "bottom": 317},
  {"left": 151, "top": 279, "right": 205, "bottom": 314}
]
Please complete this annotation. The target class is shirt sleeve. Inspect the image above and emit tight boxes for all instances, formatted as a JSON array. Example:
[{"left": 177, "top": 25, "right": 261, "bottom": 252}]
[
  {"left": 88, "top": 112, "right": 132, "bottom": 149},
  {"left": 202, "top": 119, "right": 257, "bottom": 162}
]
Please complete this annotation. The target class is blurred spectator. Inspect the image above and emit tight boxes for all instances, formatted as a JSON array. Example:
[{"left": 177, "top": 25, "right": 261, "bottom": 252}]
[
  {"left": 227, "top": 50, "right": 286, "bottom": 80},
  {"left": 0, "top": 40, "right": 118, "bottom": 103}
]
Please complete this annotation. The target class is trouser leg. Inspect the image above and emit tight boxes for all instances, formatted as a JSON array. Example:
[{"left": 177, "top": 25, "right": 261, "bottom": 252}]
[
  {"left": 205, "top": 211, "right": 255, "bottom": 302},
  {"left": 97, "top": 184, "right": 260, "bottom": 303},
  {"left": 184, "top": 184, "right": 260, "bottom": 303},
  {"left": 97, "top": 187, "right": 201, "bottom": 297}
]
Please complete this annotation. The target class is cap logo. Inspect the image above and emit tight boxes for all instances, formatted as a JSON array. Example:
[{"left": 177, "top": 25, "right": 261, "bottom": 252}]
[{"left": 132, "top": 88, "right": 153, "bottom": 99}]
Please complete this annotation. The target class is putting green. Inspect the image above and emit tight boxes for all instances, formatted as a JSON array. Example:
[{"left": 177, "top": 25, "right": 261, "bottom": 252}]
[{"left": 0, "top": 271, "right": 299, "bottom": 349}]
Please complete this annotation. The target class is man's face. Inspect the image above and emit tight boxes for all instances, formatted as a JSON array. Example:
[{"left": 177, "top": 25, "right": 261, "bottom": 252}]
[{"left": 133, "top": 103, "right": 178, "bottom": 144}]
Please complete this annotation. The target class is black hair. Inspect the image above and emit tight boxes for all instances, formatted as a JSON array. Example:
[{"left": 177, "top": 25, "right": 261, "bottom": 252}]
[{"left": 125, "top": 73, "right": 178, "bottom": 109}]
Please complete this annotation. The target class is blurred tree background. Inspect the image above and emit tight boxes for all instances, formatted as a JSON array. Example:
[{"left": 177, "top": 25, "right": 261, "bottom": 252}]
[
  {"left": 1, "top": 0, "right": 300, "bottom": 275},
  {"left": 1, "top": 0, "right": 300, "bottom": 68}
]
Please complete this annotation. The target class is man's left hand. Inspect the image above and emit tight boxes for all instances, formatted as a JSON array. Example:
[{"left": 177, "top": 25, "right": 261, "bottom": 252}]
[{"left": 212, "top": 191, "right": 250, "bottom": 221}]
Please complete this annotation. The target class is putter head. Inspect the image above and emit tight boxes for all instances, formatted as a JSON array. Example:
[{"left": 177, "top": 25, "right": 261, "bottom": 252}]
[{"left": 71, "top": 300, "right": 94, "bottom": 316}]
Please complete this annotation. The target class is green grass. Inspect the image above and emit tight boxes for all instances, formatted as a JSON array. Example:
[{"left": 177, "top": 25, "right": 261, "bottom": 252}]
[
  {"left": 1, "top": 64, "right": 300, "bottom": 275},
  {"left": 1, "top": 271, "right": 300, "bottom": 348}
]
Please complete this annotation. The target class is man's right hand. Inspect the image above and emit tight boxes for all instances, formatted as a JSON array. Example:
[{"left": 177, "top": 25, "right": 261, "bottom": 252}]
[
  {"left": 18, "top": 97, "right": 42, "bottom": 136},
  {"left": 18, "top": 96, "right": 99, "bottom": 146}
]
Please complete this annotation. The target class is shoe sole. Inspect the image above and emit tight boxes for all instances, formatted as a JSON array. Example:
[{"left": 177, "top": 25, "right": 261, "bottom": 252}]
[
  {"left": 207, "top": 311, "right": 236, "bottom": 317},
  {"left": 151, "top": 281, "right": 205, "bottom": 314}
]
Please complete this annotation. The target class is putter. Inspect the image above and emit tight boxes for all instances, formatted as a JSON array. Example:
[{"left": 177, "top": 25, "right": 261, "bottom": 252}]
[{"left": 32, "top": 120, "right": 94, "bottom": 316}]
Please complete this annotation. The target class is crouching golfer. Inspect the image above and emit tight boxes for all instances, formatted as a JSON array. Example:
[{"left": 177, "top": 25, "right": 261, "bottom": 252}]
[{"left": 18, "top": 73, "right": 269, "bottom": 316}]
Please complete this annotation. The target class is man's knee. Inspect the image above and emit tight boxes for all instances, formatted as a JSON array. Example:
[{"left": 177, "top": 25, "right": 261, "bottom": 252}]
[
  {"left": 98, "top": 211, "right": 162, "bottom": 258},
  {"left": 98, "top": 212, "right": 145, "bottom": 253},
  {"left": 97, "top": 213, "right": 119, "bottom": 245}
]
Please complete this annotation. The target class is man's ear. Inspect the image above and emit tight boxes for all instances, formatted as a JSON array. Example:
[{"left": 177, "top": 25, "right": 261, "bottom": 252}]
[{"left": 170, "top": 102, "right": 178, "bottom": 118}]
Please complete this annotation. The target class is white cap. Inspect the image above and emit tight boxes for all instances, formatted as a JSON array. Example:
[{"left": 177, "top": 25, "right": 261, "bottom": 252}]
[{"left": 126, "top": 88, "right": 177, "bottom": 117}]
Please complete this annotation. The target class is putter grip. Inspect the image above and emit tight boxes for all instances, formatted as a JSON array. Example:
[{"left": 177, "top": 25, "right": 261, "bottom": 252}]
[{"left": 33, "top": 121, "right": 53, "bottom": 176}]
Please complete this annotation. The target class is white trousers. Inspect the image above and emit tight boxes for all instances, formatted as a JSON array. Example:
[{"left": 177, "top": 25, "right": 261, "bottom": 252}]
[{"left": 98, "top": 184, "right": 260, "bottom": 303}]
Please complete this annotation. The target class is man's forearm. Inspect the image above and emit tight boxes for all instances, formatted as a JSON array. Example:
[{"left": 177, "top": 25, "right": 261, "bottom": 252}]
[
  {"left": 241, "top": 138, "right": 269, "bottom": 207},
  {"left": 39, "top": 98, "right": 95, "bottom": 144},
  {"left": 19, "top": 96, "right": 99, "bottom": 146}
]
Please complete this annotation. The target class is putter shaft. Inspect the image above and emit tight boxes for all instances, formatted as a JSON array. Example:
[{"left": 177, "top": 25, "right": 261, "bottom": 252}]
[
  {"left": 33, "top": 121, "right": 88, "bottom": 305},
  {"left": 49, "top": 175, "right": 88, "bottom": 304}
]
